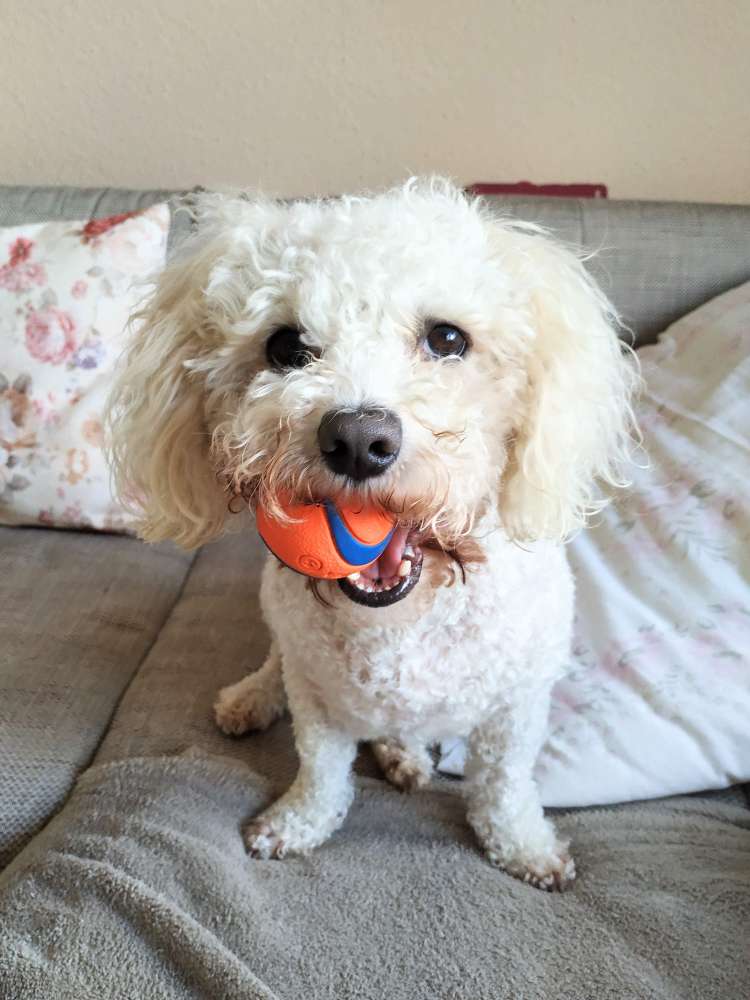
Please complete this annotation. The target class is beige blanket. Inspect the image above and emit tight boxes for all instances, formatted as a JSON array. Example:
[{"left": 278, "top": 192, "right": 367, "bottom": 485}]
[{"left": 0, "top": 752, "right": 748, "bottom": 1000}]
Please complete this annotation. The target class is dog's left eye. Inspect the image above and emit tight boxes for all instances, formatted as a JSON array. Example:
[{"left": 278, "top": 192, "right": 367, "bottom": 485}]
[
  {"left": 424, "top": 323, "right": 468, "bottom": 359},
  {"left": 266, "top": 326, "right": 318, "bottom": 370}
]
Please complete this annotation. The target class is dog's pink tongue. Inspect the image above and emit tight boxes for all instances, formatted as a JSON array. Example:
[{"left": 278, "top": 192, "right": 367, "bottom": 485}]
[{"left": 361, "top": 525, "right": 409, "bottom": 580}]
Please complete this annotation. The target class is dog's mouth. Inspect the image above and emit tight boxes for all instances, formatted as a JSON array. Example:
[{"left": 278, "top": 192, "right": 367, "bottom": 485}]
[{"left": 337, "top": 526, "right": 424, "bottom": 608}]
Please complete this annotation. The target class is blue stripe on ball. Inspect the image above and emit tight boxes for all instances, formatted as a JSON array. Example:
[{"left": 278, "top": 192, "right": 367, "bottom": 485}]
[{"left": 324, "top": 500, "right": 395, "bottom": 568}]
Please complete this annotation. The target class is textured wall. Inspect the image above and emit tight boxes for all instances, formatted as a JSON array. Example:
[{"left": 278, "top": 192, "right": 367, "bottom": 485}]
[{"left": 2, "top": 0, "right": 749, "bottom": 202}]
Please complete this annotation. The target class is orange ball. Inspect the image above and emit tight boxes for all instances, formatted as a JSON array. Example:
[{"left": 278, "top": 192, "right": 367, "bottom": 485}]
[{"left": 256, "top": 498, "right": 396, "bottom": 579}]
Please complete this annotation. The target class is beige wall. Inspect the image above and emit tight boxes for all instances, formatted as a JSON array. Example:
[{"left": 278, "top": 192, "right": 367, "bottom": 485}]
[{"left": 2, "top": 0, "right": 749, "bottom": 203}]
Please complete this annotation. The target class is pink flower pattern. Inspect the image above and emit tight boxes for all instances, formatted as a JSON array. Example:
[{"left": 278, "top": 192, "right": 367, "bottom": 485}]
[
  {"left": 77, "top": 211, "right": 140, "bottom": 244},
  {"left": 0, "top": 237, "right": 47, "bottom": 294},
  {"left": 25, "top": 307, "right": 77, "bottom": 364}
]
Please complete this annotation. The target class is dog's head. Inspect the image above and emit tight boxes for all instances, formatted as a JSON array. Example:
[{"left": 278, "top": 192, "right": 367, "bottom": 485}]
[{"left": 108, "top": 178, "right": 637, "bottom": 607}]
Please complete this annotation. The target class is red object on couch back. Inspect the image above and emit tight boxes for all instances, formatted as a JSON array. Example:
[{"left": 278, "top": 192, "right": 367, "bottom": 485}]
[{"left": 467, "top": 182, "right": 607, "bottom": 198}]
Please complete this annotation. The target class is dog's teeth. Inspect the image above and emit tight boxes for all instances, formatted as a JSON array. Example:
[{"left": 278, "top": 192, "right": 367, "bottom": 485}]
[
  {"left": 347, "top": 572, "right": 360, "bottom": 581},
  {"left": 404, "top": 544, "right": 415, "bottom": 558},
  {"left": 397, "top": 559, "right": 411, "bottom": 577}
]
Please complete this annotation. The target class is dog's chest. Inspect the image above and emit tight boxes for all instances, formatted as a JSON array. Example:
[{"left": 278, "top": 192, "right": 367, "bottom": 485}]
[
  {"left": 323, "top": 613, "right": 517, "bottom": 738},
  {"left": 287, "top": 601, "right": 512, "bottom": 737},
  {"left": 261, "top": 538, "right": 572, "bottom": 740}
]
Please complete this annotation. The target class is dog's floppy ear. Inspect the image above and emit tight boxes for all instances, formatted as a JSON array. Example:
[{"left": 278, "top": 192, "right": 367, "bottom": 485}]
[
  {"left": 106, "top": 228, "right": 231, "bottom": 549},
  {"left": 498, "top": 229, "right": 638, "bottom": 542}
]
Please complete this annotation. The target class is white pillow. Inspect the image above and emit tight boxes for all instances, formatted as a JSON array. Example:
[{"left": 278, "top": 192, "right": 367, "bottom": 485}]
[
  {"left": 439, "top": 281, "right": 750, "bottom": 805},
  {"left": 0, "top": 206, "right": 169, "bottom": 530}
]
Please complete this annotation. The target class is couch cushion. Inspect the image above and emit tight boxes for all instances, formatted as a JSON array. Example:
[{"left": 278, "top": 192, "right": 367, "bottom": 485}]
[
  {"left": 0, "top": 526, "right": 193, "bottom": 867},
  {"left": 0, "top": 753, "right": 747, "bottom": 1000},
  {"left": 91, "top": 528, "right": 304, "bottom": 786}
]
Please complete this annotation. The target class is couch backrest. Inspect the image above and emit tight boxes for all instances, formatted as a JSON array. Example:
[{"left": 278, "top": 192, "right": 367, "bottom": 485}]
[
  {"left": 3, "top": 186, "right": 748, "bottom": 346},
  {"left": 484, "top": 196, "right": 750, "bottom": 345}
]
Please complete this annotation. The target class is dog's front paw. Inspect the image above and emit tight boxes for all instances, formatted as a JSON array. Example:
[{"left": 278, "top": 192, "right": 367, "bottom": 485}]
[
  {"left": 469, "top": 803, "right": 575, "bottom": 891},
  {"left": 485, "top": 843, "right": 576, "bottom": 891},
  {"left": 214, "top": 678, "right": 284, "bottom": 736},
  {"left": 243, "top": 818, "right": 290, "bottom": 860},
  {"left": 243, "top": 803, "right": 345, "bottom": 860}
]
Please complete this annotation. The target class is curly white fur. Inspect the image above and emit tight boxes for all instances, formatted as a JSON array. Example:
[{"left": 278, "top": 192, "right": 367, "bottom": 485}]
[{"left": 107, "top": 178, "right": 637, "bottom": 890}]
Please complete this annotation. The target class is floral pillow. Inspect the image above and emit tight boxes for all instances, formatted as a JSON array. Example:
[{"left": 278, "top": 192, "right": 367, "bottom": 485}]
[
  {"left": 439, "top": 281, "right": 750, "bottom": 805},
  {"left": 0, "top": 206, "right": 169, "bottom": 530}
]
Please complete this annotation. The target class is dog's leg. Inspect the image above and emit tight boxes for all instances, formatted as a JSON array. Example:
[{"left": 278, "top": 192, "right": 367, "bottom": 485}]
[
  {"left": 372, "top": 738, "right": 433, "bottom": 792},
  {"left": 214, "top": 640, "right": 287, "bottom": 735},
  {"left": 243, "top": 681, "right": 357, "bottom": 858},
  {"left": 466, "top": 682, "right": 575, "bottom": 891}
]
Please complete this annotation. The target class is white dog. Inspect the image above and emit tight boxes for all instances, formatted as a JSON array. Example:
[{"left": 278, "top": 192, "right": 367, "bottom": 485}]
[{"left": 108, "top": 178, "right": 636, "bottom": 890}]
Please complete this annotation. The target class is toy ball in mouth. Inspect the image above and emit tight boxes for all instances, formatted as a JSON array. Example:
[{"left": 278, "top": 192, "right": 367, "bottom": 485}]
[{"left": 256, "top": 498, "right": 397, "bottom": 580}]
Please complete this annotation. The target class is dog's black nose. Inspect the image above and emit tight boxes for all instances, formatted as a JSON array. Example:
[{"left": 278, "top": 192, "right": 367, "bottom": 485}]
[{"left": 318, "top": 407, "right": 402, "bottom": 481}]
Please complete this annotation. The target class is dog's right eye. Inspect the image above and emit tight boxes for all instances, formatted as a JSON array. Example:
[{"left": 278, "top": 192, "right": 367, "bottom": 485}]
[{"left": 266, "top": 326, "right": 318, "bottom": 370}]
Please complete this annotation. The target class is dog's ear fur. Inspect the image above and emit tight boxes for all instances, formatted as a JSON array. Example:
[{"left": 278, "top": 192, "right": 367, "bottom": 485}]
[
  {"left": 106, "top": 225, "right": 232, "bottom": 549},
  {"left": 497, "top": 229, "right": 638, "bottom": 541}
]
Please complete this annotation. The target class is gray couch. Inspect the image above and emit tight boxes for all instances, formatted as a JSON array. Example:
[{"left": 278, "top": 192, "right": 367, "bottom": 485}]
[{"left": 1, "top": 187, "right": 749, "bottom": 1000}]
